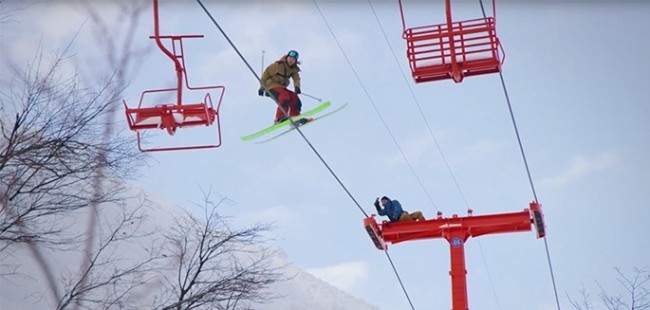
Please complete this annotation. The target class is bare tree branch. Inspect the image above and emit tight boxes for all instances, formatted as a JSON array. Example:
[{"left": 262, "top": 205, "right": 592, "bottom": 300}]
[
  {"left": 1, "top": 1, "right": 148, "bottom": 308},
  {"left": 0, "top": 38, "right": 140, "bottom": 251},
  {"left": 570, "top": 267, "right": 650, "bottom": 310},
  {"left": 154, "top": 192, "right": 283, "bottom": 310},
  {"left": 568, "top": 284, "right": 593, "bottom": 310},
  {"left": 55, "top": 201, "right": 165, "bottom": 310},
  {"left": 2, "top": 3, "right": 287, "bottom": 310}
]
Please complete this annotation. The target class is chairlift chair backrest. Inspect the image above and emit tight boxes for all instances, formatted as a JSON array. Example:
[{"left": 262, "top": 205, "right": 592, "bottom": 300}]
[
  {"left": 398, "top": 0, "right": 505, "bottom": 83},
  {"left": 123, "top": 0, "right": 226, "bottom": 152}
]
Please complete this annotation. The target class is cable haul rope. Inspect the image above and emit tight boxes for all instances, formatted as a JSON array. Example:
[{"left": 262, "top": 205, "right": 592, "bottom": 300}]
[
  {"left": 194, "top": 0, "right": 369, "bottom": 217},
  {"left": 195, "top": 1, "right": 419, "bottom": 309},
  {"left": 475, "top": 0, "right": 561, "bottom": 308},
  {"left": 365, "top": 0, "right": 507, "bottom": 307},
  {"left": 310, "top": 1, "right": 428, "bottom": 308}
]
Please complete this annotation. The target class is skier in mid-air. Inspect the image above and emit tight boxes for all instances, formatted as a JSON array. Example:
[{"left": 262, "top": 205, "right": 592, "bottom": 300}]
[{"left": 258, "top": 50, "right": 310, "bottom": 125}]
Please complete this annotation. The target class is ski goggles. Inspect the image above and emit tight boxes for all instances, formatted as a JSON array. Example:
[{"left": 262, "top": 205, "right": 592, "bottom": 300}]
[{"left": 287, "top": 50, "right": 299, "bottom": 60}]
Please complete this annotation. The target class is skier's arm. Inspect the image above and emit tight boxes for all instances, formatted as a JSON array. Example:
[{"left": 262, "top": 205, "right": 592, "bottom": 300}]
[
  {"left": 391, "top": 200, "right": 403, "bottom": 220},
  {"left": 260, "top": 65, "right": 271, "bottom": 88},
  {"left": 374, "top": 198, "right": 385, "bottom": 215},
  {"left": 291, "top": 70, "right": 301, "bottom": 89}
]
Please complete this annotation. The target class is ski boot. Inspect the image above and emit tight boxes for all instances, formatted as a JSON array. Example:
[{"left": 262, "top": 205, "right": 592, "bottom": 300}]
[
  {"left": 291, "top": 117, "right": 313, "bottom": 128},
  {"left": 274, "top": 116, "right": 288, "bottom": 124}
]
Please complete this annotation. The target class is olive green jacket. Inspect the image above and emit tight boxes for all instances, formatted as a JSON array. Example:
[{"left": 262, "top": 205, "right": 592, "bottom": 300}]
[{"left": 260, "top": 57, "right": 301, "bottom": 90}]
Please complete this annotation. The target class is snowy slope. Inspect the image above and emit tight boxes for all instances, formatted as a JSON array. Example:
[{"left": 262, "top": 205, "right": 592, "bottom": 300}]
[{"left": 0, "top": 177, "right": 379, "bottom": 310}]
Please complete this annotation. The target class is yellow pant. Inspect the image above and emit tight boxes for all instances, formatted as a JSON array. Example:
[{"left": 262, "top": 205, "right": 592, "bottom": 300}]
[{"left": 398, "top": 211, "right": 425, "bottom": 222}]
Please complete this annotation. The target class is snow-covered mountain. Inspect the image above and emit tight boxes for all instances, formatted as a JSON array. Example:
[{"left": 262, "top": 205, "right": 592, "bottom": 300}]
[{"left": 0, "top": 177, "right": 379, "bottom": 310}]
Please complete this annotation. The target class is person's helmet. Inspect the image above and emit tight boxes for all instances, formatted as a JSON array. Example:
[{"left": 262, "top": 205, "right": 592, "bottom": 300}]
[{"left": 287, "top": 50, "right": 299, "bottom": 60}]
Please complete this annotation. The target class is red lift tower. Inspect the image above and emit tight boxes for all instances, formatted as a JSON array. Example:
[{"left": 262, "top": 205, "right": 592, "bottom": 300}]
[{"left": 364, "top": 202, "right": 546, "bottom": 310}]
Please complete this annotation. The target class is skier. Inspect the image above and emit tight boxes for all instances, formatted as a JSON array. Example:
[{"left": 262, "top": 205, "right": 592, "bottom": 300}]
[
  {"left": 258, "top": 50, "right": 309, "bottom": 125},
  {"left": 374, "top": 196, "right": 425, "bottom": 222}
]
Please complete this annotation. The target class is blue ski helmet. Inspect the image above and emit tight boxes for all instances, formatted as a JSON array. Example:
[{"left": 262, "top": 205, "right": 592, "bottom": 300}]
[{"left": 287, "top": 50, "right": 299, "bottom": 60}]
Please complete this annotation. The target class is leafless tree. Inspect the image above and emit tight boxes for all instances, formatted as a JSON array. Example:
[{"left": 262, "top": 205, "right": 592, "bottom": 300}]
[
  {"left": 0, "top": 43, "right": 138, "bottom": 246},
  {"left": 0, "top": 0, "right": 151, "bottom": 254},
  {"left": 0, "top": 40, "right": 146, "bottom": 304},
  {"left": 55, "top": 200, "right": 164, "bottom": 310},
  {"left": 569, "top": 267, "right": 650, "bottom": 310},
  {"left": 2, "top": 2, "right": 283, "bottom": 309},
  {"left": 1, "top": 0, "right": 149, "bottom": 307},
  {"left": 569, "top": 285, "right": 595, "bottom": 310},
  {"left": 153, "top": 193, "right": 283, "bottom": 310},
  {"left": 0, "top": 0, "right": 21, "bottom": 24}
]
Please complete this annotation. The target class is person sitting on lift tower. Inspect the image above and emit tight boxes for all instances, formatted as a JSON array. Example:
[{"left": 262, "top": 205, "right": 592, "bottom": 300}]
[{"left": 374, "top": 196, "right": 425, "bottom": 222}]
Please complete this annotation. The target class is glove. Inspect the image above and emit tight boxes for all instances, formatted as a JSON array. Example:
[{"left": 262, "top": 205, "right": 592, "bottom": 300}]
[
  {"left": 374, "top": 198, "right": 380, "bottom": 208},
  {"left": 294, "top": 86, "right": 301, "bottom": 94},
  {"left": 258, "top": 88, "right": 265, "bottom": 96}
]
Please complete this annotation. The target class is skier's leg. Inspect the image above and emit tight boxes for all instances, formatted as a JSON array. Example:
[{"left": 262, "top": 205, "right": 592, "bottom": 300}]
[
  {"left": 398, "top": 212, "right": 415, "bottom": 222},
  {"left": 287, "top": 91, "right": 302, "bottom": 117},
  {"left": 271, "top": 88, "right": 291, "bottom": 123},
  {"left": 410, "top": 211, "right": 425, "bottom": 221}
]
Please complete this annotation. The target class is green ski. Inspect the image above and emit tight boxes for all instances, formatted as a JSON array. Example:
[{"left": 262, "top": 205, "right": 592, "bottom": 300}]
[
  {"left": 255, "top": 103, "right": 348, "bottom": 144},
  {"left": 240, "top": 101, "right": 331, "bottom": 141}
]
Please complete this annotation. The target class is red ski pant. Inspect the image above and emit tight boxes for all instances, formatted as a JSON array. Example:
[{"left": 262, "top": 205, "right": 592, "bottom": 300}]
[{"left": 269, "top": 87, "right": 302, "bottom": 122}]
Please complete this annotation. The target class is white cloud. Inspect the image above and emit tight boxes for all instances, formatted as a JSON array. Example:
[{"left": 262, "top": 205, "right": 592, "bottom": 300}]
[
  {"left": 306, "top": 261, "right": 370, "bottom": 292},
  {"left": 542, "top": 152, "right": 619, "bottom": 187}
]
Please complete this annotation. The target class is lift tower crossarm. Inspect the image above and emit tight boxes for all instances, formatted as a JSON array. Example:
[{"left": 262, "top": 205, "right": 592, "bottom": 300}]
[
  {"left": 381, "top": 208, "right": 533, "bottom": 244},
  {"left": 363, "top": 202, "right": 545, "bottom": 310}
]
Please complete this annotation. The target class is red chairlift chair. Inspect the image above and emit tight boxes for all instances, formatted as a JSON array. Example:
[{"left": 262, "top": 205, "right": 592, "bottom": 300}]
[
  {"left": 123, "top": 0, "right": 225, "bottom": 152},
  {"left": 398, "top": 0, "right": 505, "bottom": 83}
]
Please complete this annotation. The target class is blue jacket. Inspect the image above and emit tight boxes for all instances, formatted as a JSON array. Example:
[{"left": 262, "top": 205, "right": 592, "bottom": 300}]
[{"left": 376, "top": 199, "right": 404, "bottom": 222}]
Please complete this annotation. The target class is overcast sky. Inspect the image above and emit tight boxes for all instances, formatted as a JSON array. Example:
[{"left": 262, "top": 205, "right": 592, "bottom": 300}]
[{"left": 2, "top": 1, "right": 649, "bottom": 309}]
